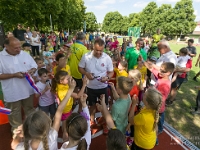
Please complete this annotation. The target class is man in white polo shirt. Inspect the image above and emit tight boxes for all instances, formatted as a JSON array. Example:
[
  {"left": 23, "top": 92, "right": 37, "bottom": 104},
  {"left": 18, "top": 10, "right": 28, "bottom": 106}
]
[
  {"left": 79, "top": 38, "right": 114, "bottom": 124},
  {"left": 150, "top": 40, "right": 177, "bottom": 85},
  {"left": 0, "top": 37, "right": 37, "bottom": 132}
]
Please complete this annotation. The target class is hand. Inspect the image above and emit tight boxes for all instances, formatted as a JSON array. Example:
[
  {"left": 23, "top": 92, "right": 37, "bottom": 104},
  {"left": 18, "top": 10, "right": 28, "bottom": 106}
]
[
  {"left": 85, "top": 72, "right": 94, "bottom": 80},
  {"left": 68, "top": 77, "right": 76, "bottom": 90},
  {"left": 44, "top": 84, "right": 51, "bottom": 91},
  {"left": 99, "top": 94, "right": 106, "bottom": 106},
  {"left": 80, "top": 94, "right": 88, "bottom": 107},
  {"left": 58, "top": 57, "right": 66, "bottom": 68},
  {"left": 82, "top": 76, "right": 88, "bottom": 86},
  {"left": 126, "top": 123, "right": 131, "bottom": 134},
  {"left": 14, "top": 72, "right": 24, "bottom": 78},
  {"left": 13, "top": 125, "right": 23, "bottom": 139},
  {"left": 96, "top": 103, "right": 103, "bottom": 112},
  {"left": 101, "top": 76, "right": 109, "bottom": 82},
  {"left": 28, "top": 68, "right": 36, "bottom": 76},
  {"left": 108, "top": 82, "right": 115, "bottom": 89},
  {"left": 132, "top": 94, "right": 139, "bottom": 106}
]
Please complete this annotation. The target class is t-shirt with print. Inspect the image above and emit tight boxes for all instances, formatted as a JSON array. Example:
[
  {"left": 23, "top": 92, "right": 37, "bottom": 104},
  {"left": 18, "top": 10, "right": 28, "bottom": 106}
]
[
  {"left": 151, "top": 68, "right": 171, "bottom": 113},
  {"left": 35, "top": 81, "right": 55, "bottom": 106},
  {"left": 111, "top": 96, "right": 131, "bottom": 134},
  {"left": 79, "top": 51, "right": 113, "bottom": 89},
  {"left": 133, "top": 107, "right": 156, "bottom": 149}
]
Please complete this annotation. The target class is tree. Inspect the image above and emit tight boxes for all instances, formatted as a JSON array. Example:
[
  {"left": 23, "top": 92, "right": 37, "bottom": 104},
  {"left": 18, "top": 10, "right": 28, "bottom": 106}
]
[
  {"left": 121, "top": 16, "right": 129, "bottom": 35},
  {"left": 140, "top": 2, "right": 158, "bottom": 35},
  {"left": 154, "top": 4, "right": 175, "bottom": 35},
  {"left": 129, "top": 13, "right": 141, "bottom": 28},
  {"left": 85, "top": 12, "right": 98, "bottom": 32},
  {"left": 102, "top": 11, "right": 123, "bottom": 33},
  {"left": 173, "top": 0, "right": 196, "bottom": 35},
  {"left": 0, "top": 0, "right": 86, "bottom": 31}
]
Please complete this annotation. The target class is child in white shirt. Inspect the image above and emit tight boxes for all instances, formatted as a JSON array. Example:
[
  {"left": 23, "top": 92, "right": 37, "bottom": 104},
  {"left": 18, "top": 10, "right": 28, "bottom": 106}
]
[
  {"left": 172, "top": 47, "right": 190, "bottom": 83},
  {"left": 35, "top": 68, "right": 56, "bottom": 119}
]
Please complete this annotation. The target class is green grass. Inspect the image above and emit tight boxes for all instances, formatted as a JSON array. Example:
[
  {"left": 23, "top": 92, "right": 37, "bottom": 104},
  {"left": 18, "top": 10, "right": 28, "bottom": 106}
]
[{"left": 165, "top": 41, "right": 200, "bottom": 148}]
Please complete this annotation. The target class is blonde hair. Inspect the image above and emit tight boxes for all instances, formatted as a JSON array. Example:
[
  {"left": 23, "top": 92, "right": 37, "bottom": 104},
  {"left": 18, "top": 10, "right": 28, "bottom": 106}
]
[
  {"left": 23, "top": 111, "right": 51, "bottom": 150},
  {"left": 144, "top": 88, "right": 162, "bottom": 131},
  {"left": 117, "top": 76, "right": 134, "bottom": 94},
  {"left": 128, "top": 69, "right": 142, "bottom": 90}
]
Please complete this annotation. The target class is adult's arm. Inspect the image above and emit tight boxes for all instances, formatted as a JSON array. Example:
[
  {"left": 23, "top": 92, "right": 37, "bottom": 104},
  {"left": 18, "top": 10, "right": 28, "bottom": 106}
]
[{"left": 0, "top": 73, "right": 24, "bottom": 80}]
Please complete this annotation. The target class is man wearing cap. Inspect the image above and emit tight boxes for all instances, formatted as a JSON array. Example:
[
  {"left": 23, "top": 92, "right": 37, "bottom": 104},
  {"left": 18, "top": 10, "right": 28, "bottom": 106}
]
[{"left": 68, "top": 32, "right": 88, "bottom": 89}]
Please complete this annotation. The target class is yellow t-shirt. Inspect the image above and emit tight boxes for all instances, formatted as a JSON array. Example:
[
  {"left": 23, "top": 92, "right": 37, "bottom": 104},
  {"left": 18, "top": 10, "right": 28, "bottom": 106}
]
[
  {"left": 114, "top": 68, "right": 128, "bottom": 78},
  {"left": 24, "top": 50, "right": 30, "bottom": 55},
  {"left": 53, "top": 64, "right": 71, "bottom": 75},
  {"left": 47, "top": 42, "right": 54, "bottom": 52},
  {"left": 134, "top": 66, "right": 147, "bottom": 83},
  {"left": 69, "top": 43, "right": 88, "bottom": 79},
  {"left": 133, "top": 107, "right": 156, "bottom": 149},
  {"left": 54, "top": 64, "right": 72, "bottom": 113},
  {"left": 56, "top": 84, "right": 73, "bottom": 113}
]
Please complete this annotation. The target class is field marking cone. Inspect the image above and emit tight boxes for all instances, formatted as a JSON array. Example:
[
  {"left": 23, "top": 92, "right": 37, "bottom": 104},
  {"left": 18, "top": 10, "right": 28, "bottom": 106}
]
[{"left": 0, "top": 100, "right": 9, "bottom": 125}]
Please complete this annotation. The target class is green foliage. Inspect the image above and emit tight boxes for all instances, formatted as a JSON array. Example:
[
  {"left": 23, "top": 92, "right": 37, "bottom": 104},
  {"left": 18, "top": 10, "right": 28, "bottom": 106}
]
[
  {"left": 85, "top": 12, "right": 98, "bottom": 32},
  {"left": 102, "top": 0, "right": 196, "bottom": 36},
  {"left": 102, "top": 11, "right": 123, "bottom": 33},
  {"left": 0, "top": 0, "right": 86, "bottom": 32}
]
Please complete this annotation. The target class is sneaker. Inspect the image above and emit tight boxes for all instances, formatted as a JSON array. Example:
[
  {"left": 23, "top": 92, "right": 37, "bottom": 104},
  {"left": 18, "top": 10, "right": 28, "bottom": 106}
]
[
  {"left": 193, "top": 77, "right": 198, "bottom": 82},
  {"left": 166, "top": 100, "right": 173, "bottom": 106}
]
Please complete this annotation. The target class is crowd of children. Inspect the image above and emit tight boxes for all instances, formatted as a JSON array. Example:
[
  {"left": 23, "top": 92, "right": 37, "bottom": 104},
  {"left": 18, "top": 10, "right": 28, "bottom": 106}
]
[{"left": 8, "top": 32, "right": 198, "bottom": 150}]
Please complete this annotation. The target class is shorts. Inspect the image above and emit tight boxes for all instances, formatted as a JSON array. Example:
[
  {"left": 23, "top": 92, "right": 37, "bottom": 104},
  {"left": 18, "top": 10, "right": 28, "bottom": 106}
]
[
  {"left": 61, "top": 111, "right": 72, "bottom": 121},
  {"left": 87, "top": 87, "right": 108, "bottom": 106},
  {"left": 39, "top": 103, "right": 56, "bottom": 116},
  {"left": 73, "top": 77, "right": 83, "bottom": 89},
  {"left": 171, "top": 76, "right": 185, "bottom": 89}
]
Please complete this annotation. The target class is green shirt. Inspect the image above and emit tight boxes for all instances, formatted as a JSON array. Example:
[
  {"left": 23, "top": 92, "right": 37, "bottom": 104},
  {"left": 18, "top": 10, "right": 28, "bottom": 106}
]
[
  {"left": 111, "top": 97, "right": 131, "bottom": 134},
  {"left": 125, "top": 47, "right": 147, "bottom": 70}
]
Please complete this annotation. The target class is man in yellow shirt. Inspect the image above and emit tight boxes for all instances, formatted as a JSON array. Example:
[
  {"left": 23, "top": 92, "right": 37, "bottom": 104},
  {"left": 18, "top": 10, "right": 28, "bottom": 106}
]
[{"left": 68, "top": 32, "right": 88, "bottom": 89}]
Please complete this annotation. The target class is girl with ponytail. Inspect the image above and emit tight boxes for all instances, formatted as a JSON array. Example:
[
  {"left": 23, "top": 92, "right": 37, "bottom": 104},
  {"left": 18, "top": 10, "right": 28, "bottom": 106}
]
[
  {"left": 11, "top": 78, "right": 77, "bottom": 150},
  {"left": 60, "top": 94, "right": 91, "bottom": 150},
  {"left": 128, "top": 88, "right": 162, "bottom": 150}
]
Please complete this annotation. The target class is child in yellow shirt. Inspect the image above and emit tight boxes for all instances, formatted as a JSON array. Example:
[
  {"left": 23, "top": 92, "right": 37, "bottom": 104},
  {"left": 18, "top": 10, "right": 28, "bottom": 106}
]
[
  {"left": 128, "top": 88, "right": 162, "bottom": 150},
  {"left": 51, "top": 71, "right": 87, "bottom": 141},
  {"left": 114, "top": 60, "right": 128, "bottom": 79}
]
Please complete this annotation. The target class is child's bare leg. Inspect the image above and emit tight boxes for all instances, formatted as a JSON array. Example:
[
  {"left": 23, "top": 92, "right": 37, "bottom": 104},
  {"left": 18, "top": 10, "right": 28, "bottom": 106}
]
[{"left": 171, "top": 73, "right": 178, "bottom": 83}]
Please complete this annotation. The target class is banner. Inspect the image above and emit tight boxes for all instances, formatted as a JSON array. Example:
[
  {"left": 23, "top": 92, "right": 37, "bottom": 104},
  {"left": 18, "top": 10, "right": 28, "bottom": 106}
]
[{"left": 128, "top": 27, "right": 141, "bottom": 38}]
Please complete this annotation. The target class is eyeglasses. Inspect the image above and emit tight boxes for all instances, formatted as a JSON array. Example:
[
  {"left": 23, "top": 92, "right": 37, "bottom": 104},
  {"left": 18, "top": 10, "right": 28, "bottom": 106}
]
[{"left": 160, "top": 69, "right": 167, "bottom": 73}]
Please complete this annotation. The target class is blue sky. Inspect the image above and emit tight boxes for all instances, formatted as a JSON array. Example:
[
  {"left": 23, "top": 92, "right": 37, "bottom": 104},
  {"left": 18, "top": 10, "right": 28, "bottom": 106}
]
[{"left": 84, "top": 0, "right": 200, "bottom": 23}]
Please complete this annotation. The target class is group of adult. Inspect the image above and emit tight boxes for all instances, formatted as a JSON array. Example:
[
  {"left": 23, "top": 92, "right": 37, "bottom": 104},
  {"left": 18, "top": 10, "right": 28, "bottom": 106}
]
[{"left": 0, "top": 30, "right": 197, "bottom": 134}]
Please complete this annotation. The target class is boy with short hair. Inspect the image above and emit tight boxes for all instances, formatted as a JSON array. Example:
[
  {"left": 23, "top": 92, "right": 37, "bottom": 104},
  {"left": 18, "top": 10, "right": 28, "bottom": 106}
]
[
  {"left": 22, "top": 42, "right": 31, "bottom": 55},
  {"left": 35, "top": 68, "right": 56, "bottom": 119},
  {"left": 143, "top": 61, "right": 175, "bottom": 135},
  {"left": 109, "top": 76, "right": 133, "bottom": 134},
  {"left": 33, "top": 58, "right": 45, "bottom": 82}
]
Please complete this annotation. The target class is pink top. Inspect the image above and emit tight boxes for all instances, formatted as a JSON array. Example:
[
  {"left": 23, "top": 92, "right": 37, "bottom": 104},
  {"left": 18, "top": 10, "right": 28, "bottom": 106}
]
[
  {"left": 110, "top": 40, "right": 119, "bottom": 50},
  {"left": 151, "top": 69, "right": 171, "bottom": 113}
]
